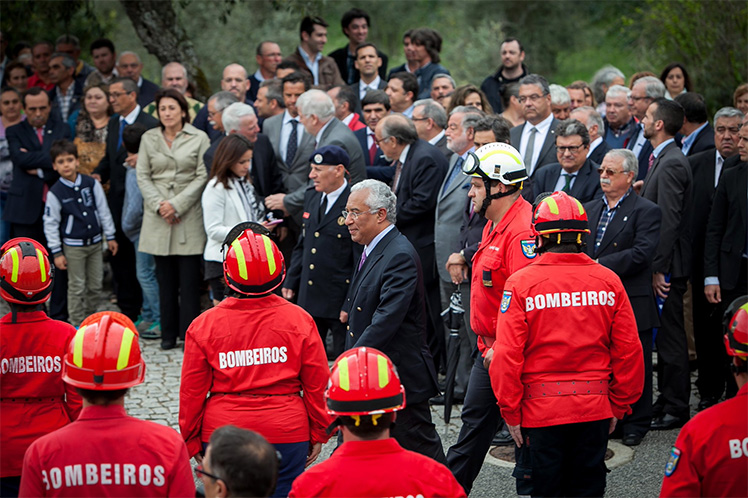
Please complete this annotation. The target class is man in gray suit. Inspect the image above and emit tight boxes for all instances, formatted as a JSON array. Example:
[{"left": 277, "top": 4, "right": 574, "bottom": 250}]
[
  {"left": 433, "top": 106, "right": 482, "bottom": 402},
  {"left": 412, "top": 98, "right": 453, "bottom": 161},
  {"left": 263, "top": 72, "right": 316, "bottom": 224},
  {"left": 295, "top": 89, "right": 367, "bottom": 187},
  {"left": 509, "top": 74, "right": 558, "bottom": 199},
  {"left": 639, "top": 98, "right": 694, "bottom": 430}
]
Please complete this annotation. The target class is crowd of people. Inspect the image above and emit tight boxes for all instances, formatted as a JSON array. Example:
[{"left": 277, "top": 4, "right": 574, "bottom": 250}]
[{"left": 1, "top": 7, "right": 748, "bottom": 497}]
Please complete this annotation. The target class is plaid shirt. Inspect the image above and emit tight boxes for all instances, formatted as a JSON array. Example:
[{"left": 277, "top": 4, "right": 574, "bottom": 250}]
[
  {"left": 55, "top": 84, "right": 76, "bottom": 122},
  {"left": 594, "top": 188, "right": 632, "bottom": 249}
]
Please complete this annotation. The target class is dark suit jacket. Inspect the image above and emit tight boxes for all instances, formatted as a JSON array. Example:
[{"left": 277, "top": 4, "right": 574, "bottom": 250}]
[
  {"left": 93, "top": 111, "right": 159, "bottom": 228},
  {"left": 48, "top": 79, "right": 85, "bottom": 124},
  {"left": 433, "top": 133, "right": 454, "bottom": 162},
  {"left": 350, "top": 78, "right": 388, "bottom": 116},
  {"left": 354, "top": 127, "right": 388, "bottom": 166},
  {"left": 248, "top": 73, "right": 261, "bottom": 102},
  {"left": 687, "top": 123, "right": 715, "bottom": 156},
  {"left": 344, "top": 226, "right": 439, "bottom": 404},
  {"left": 510, "top": 117, "right": 558, "bottom": 201},
  {"left": 584, "top": 193, "right": 662, "bottom": 330},
  {"left": 588, "top": 139, "right": 612, "bottom": 166},
  {"left": 415, "top": 62, "right": 450, "bottom": 100},
  {"left": 317, "top": 118, "right": 367, "bottom": 186},
  {"left": 3, "top": 119, "right": 70, "bottom": 225},
  {"left": 137, "top": 78, "right": 160, "bottom": 108},
  {"left": 688, "top": 150, "right": 740, "bottom": 284},
  {"left": 285, "top": 184, "right": 359, "bottom": 318},
  {"left": 329, "top": 45, "right": 389, "bottom": 84},
  {"left": 640, "top": 141, "right": 693, "bottom": 278},
  {"left": 704, "top": 162, "right": 747, "bottom": 290},
  {"left": 283, "top": 48, "right": 344, "bottom": 90},
  {"left": 529, "top": 158, "right": 602, "bottom": 203},
  {"left": 627, "top": 124, "right": 654, "bottom": 182}
]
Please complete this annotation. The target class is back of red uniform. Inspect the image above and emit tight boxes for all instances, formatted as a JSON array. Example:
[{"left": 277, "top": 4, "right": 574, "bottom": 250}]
[
  {"left": 19, "top": 405, "right": 195, "bottom": 497},
  {"left": 1, "top": 311, "right": 82, "bottom": 477},
  {"left": 288, "top": 438, "right": 467, "bottom": 498},
  {"left": 490, "top": 252, "right": 644, "bottom": 428},
  {"left": 660, "top": 384, "right": 748, "bottom": 497}
]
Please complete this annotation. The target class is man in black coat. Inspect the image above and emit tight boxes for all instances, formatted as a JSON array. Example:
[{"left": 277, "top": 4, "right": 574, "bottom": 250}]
[
  {"left": 585, "top": 148, "right": 661, "bottom": 446},
  {"left": 92, "top": 77, "right": 158, "bottom": 322},
  {"left": 675, "top": 93, "right": 715, "bottom": 157},
  {"left": 282, "top": 146, "right": 358, "bottom": 360},
  {"left": 342, "top": 178, "right": 445, "bottom": 464}
]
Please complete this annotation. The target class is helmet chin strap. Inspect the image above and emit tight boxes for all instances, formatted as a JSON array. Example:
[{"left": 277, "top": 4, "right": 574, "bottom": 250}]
[{"left": 478, "top": 179, "right": 519, "bottom": 217}]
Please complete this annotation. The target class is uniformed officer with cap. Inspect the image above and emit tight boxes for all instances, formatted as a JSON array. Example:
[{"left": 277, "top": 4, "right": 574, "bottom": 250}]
[{"left": 282, "top": 145, "right": 360, "bottom": 360}]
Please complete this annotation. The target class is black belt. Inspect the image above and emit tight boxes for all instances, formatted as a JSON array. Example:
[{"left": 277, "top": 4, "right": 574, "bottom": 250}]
[{"left": 1, "top": 396, "right": 64, "bottom": 403}]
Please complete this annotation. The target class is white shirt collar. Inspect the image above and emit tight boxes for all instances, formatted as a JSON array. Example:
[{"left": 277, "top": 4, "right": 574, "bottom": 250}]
[
  {"left": 364, "top": 224, "right": 395, "bottom": 257},
  {"left": 341, "top": 113, "right": 355, "bottom": 126},
  {"left": 587, "top": 136, "right": 603, "bottom": 157},
  {"left": 315, "top": 118, "right": 334, "bottom": 145},
  {"left": 530, "top": 112, "right": 554, "bottom": 134},
  {"left": 253, "top": 69, "right": 265, "bottom": 83},
  {"left": 282, "top": 109, "right": 299, "bottom": 125},
  {"left": 428, "top": 129, "right": 445, "bottom": 145},
  {"left": 398, "top": 143, "right": 411, "bottom": 164},
  {"left": 323, "top": 179, "right": 348, "bottom": 213},
  {"left": 121, "top": 104, "right": 141, "bottom": 125},
  {"left": 359, "top": 75, "right": 381, "bottom": 92}
]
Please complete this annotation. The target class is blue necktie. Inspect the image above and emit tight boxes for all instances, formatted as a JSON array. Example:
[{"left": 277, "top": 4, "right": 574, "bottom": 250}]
[
  {"left": 117, "top": 118, "right": 125, "bottom": 150},
  {"left": 443, "top": 157, "right": 464, "bottom": 194},
  {"left": 286, "top": 119, "right": 298, "bottom": 164}
]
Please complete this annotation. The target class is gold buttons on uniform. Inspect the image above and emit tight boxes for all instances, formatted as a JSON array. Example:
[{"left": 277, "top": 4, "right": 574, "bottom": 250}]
[
  {"left": 350, "top": 332, "right": 354, "bottom": 337},
  {"left": 356, "top": 307, "right": 362, "bottom": 311},
  {"left": 345, "top": 279, "right": 350, "bottom": 284},
  {"left": 308, "top": 280, "right": 313, "bottom": 286},
  {"left": 309, "top": 264, "right": 315, "bottom": 270},
  {"left": 314, "top": 232, "right": 320, "bottom": 238},
  {"left": 337, "top": 234, "right": 341, "bottom": 238},
  {"left": 346, "top": 325, "right": 350, "bottom": 330},
  {"left": 311, "top": 248, "right": 316, "bottom": 254}
]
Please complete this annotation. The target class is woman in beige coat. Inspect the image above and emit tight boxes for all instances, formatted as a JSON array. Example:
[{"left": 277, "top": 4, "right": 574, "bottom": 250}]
[{"left": 137, "top": 88, "right": 209, "bottom": 350}]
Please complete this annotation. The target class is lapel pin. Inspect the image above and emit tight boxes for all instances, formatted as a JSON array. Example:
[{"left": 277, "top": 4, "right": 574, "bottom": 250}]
[{"left": 623, "top": 216, "right": 628, "bottom": 222}]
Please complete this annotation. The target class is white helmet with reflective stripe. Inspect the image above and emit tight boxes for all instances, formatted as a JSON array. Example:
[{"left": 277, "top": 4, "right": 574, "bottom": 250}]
[{"left": 462, "top": 142, "right": 528, "bottom": 185}]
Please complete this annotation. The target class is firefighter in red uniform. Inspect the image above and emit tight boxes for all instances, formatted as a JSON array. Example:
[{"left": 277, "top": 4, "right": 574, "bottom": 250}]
[
  {"left": 660, "top": 297, "right": 748, "bottom": 497},
  {"left": 19, "top": 311, "right": 195, "bottom": 497},
  {"left": 289, "top": 347, "right": 466, "bottom": 498},
  {"left": 179, "top": 224, "right": 331, "bottom": 498},
  {"left": 446, "top": 142, "right": 537, "bottom": 494},
  {"left": 489, "top": 191, "right": 644, "bottom": 497},
  {"left": 0, "top": 238, "right": 81, "bottom": 497}
]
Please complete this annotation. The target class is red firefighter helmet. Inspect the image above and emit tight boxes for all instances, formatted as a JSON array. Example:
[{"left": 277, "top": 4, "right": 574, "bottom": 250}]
[
  {"left": 724, "top": 299, "right": 748, "bottom": 359},
  {"left": 0, "top": 237, "right": 53, "bottom": 305},
  {"left": 62, "top": 311, "right": 146, "bottom": 390},
  {"left": 532, "top": 191, "right": 591, "bottom": 236},
  {"left": 223, "top": 228, "right": 285, "bottom": 296},
  {"left": 326, "top": 347, "right": 406, "bottom": 416}
]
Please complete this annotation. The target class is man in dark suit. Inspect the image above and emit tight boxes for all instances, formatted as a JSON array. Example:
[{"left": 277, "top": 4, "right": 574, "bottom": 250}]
[
  {"left": 585, "top": 148, "right": 661, "bottom": 446},
  {"left": 688, "top": 107, "right": 744, "bottom": 409},
  {"left": 342, "top": 179, "right": 445, "bottom": 464},
  {"left": 348, "top": 43, "right": 388, "bottom": 116},
  {"left": 4, "top": 88, "right": 69, "bottom": 243},
  {"left": 247, "top": 41, "right": 282, "bottom": 102},
  {"left": 510, "top": 74, "right": 558, "bottom": 199},
  {"left": 639, "top": 98, "right": 693, "bottom": 430},
  {"left": 201, "top": 91, "right": 240, "bottom": 173},
  {"left": 676, "top": 93, "right": 715, "bottom": 157},
  {"left": 702, "top": 115, "right": 748, "bottom": 404},
  {"left": 115, "top": 51, "right": 159, "bottom": 108},
  {"left": 571, "top": 106, "right": 611, "bottom": 165},
  {"left": 628, "top": 76, "right": 666, "bottom": 181},
  {"left": 529, "top": 118, "right": 602, "bottom": 203},
  {"left": 282, "top": 146, "right": 358, "bottom": 360},
  {"left": 375, "top": 114, "right": 448, "bottom": 372},
  {"left": 412, "top": 98, "right": 453, "bottom": 162},
  {"left": 328, "top": 9, "right": 388, "bottom": 84},
  {"left": 353, "top": 90, "right": 390, "bottom": 168},
  {"left": 92, "top": 77, "right": 158, "bottom": 322}
]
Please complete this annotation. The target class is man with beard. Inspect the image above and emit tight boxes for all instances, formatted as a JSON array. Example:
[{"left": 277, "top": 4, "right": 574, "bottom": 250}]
[{"left": 481, "top": 38, "right": 529, "bottom": 114}]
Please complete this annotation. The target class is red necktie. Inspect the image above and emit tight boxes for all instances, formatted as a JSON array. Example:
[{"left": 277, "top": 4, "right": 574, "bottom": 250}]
[
  {"left": 36, "top": 127, "right": 44, "bottom": 145},
  {"left": 647, "top": 152, "right": 654, "bottom": 172},
  {"left": 369, "top": 139, "right": 377, "bottom": 164}
]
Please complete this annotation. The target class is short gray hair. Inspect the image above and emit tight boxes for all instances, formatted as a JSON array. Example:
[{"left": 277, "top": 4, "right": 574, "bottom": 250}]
[
  {"left": 519, "top": 74, "right": 550, "bottom": 95},
  {"left": 605, "top": 148, "right": 638, "bottom": 179},
  {"left": 161, "top": 62, "right": 187, "bottom": 82},
  {"left": 413, "top": 98, "right": 447, "bottom": 129},
  {"left": 50, "top": 52, "right": 75, "bottom": 70},
  {"left": 633, "top": 76, "right": 666, "bottom": 99},
  {"left": 381, "top": 115, "right": 418, "bottom": 145},
  {"left": 222, "top": 102, "right": 256, "bottom": 133},
  {"left": 117, "top": 51, "right": 141, "bottom": 65},
  {"left": 296, "top": 89, "right": 335, "bottom": 122},
  {"left": 606, "top": 84, "right": 631, "bottom": 101},
  {"left": 208, "top": 91, "right": 239, "bottom": 112},
  {"left": 450, "top": 106, "right": 483, "bottom": 131},
  {"left": 56, "top": 34, "right": 80, "bottom": 49},
  {"left": 549, "top": 84, "right": 570, "bottom": 106},
  {"left": 111, "top": 77, "right": 138, "bottom": 96},
  {"left": 432, "top": 73, "right": 455, "bottom": 89},
  {"left": 556, "top": 118, "right": 590, "bottom": 146},
  {"left": 571, "top": 106, "right": 604, "bottom": 134},
  {"left": 592, "top": 65, "right": 625, "bottom": 103},
  {"left": 260, "top": 79, "right": 284, "bottom": 107},
  {"left": 351, "top": 179, "right": 397, "bottom": 224},
  {"left": 714, "top": 106, "right": 744, "bottom": 122}
]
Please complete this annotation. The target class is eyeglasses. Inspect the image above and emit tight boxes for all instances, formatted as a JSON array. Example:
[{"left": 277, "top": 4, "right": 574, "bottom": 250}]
[
  {"left": 518, "top": 94, "right": 545, "bottom": 104},
  {"left": 342, "top": 209, "right": 379, "bottom": 219},
  {"left": 557, "top": 144, "right": 586, "bottom": 154},
  {"left": 628, "top": 95, "right": 652, "bottom": 102},
  {"left": 109, "top": 92, "right": 129, "bottom": 99},
  {"left": 372, "top": 135, "right": 390, "bottom": 146},
  {"left": 194, "top": 465, "right": 222, "bottom": 482},
  {"left": 411, "top": 117, "right": 429, "bottom": 122},
  {"left": 597, "top": 167, "right": 627, "bottom": 176}
]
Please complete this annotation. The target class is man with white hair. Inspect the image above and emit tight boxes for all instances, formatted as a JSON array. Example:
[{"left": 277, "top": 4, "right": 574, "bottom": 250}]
[
  {"left": 603, "top": 84, "right": 636, "bottom": 148},
  {"left": 549, "top": 84, "right": 571, "bottom": 121},
  {"left": 591, "top": 65, "right": 625, "bottom": 117},
  {"left": 571, "top": 105, "right": 611, "bottom": 165},
  {"left": 627, "top": 76, "right": 666, "bottom": 180},
  {"left": 295, "top": 89, "right": 366, "bottom": 185},
  {"left": 115, "top": 51, "right": 159, "bottom": 107},
  {"left": 144, "top": 62, "right": 203, "bottom": 121}
]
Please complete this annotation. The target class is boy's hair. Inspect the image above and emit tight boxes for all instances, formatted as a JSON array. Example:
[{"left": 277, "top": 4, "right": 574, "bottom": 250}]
[
  {"left": 50, "top": 140, "right": 78, "bottom": 162},
  {"left": 122, "top": 123, "right": 148, "bottom": 155}
]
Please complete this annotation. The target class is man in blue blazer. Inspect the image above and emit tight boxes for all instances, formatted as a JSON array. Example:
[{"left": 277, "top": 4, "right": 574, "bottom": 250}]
[
  {"left": 585, "top": 148, "right": 661, "bottom": 447},
  {"left": 529, "top": 119, "right": 602, "bottom": 203},
  {"left": 342, "top": 179, "right": 446, "bottom": 464}
]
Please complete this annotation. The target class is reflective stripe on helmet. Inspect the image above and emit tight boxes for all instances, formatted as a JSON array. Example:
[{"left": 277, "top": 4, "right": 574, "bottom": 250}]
[
  {"left": 117, "top": 328, "right": 136, "bottom": 370},
  {"left": 36, "top": 249, "right": 47, "bottom": 283},
  {"left": 231, "top": 240, "right": 248, "bottom": 280},
  {"left": 262, "top": 235, "right": 276, "bottom": 275},
  {"left": 9, "top": 247, "right": 19, "bottom": 283},
  {"left": 480, "top": 149, "right": 523, "bottom": 167},
  {"left": 377, "top": 354, "right": 389, "bottom": 388},
  {"left": 73, "top": 327, "right": 86, "bottom": 367},
  {"left": 338, "top": 356, "right": 350, "bottom": 391},
  {"left": 543, "top": 196, "right": 560, "bottom": 215}
]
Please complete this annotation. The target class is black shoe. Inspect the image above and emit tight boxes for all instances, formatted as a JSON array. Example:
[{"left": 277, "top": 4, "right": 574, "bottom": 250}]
[
  {"left": 650, "top": 414, "right": 687, "bottom": 430},
  {"left": 429, "top": 394, "right": 465, "bottom": 405},
  {"left": 492, "top": 428, "right": 514, "bottom": 446},
  {"left": 160, "top": 341, "right": 177, "bottom": 350},
  {"left": 697, "top": 397, "right": 719, "bottom": 411},
  {"left": 622, "top": 433, "right": 644, "bottom": 446}
]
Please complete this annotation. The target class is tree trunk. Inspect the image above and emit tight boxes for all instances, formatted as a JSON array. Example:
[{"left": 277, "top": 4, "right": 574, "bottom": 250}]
[{"left": 119, "top": 0, "right": 210, "bottom": 100}]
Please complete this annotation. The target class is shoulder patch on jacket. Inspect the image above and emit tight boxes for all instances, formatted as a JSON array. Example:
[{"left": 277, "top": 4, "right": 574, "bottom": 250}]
[
  {"left": 501, "top": 291, "right": 512, "bottom": 313},
  {"left": 521, "top": 239, "right": 536, "bottom": 259},
  {"left": 664, "top": 446, "right": 681, "bottom": 477}
]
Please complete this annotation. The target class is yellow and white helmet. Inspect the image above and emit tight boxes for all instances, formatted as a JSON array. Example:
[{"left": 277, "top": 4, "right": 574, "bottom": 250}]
[{"left": 462, "top": 142, "right": 528, "bottom": 185}]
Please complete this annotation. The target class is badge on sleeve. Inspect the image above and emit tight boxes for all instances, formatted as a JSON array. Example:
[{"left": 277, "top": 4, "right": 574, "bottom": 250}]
[
  {"left": 303, "top": 212, "right": 310, "bottom": 219},
  {"left": 664, "top": 446, "right": 681, "bottom": 476},
  {"left": 520, "top": 239, "right": 536, "bottom": 259},
  {"left": 501, "top": 291, "right": 512, "bottom": 313}
]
